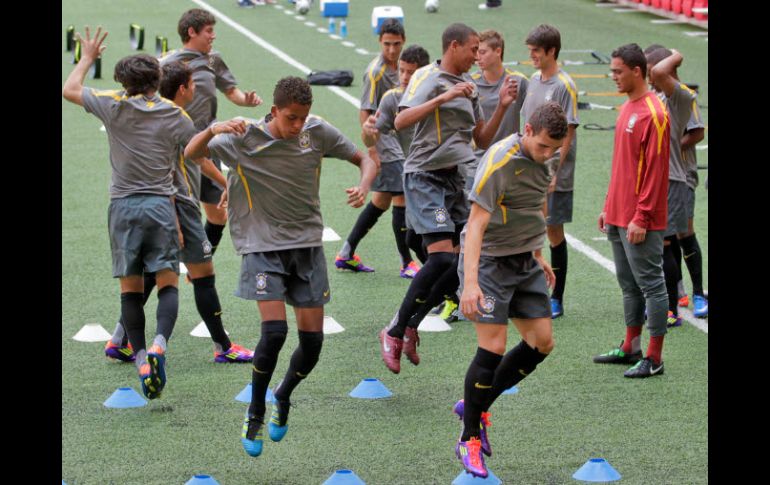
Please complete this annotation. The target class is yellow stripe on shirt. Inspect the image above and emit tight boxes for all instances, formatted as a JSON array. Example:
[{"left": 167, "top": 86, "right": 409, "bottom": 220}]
[
  {"left": 557, "top": 73, "right": 578, "bottom": 115},
  {"left": 636, "top": 148, "right": 644, "bottom": 195},
  {"left": 178, "top": 152, "right": 192, "bottom": 197},
  {"left": 476, "top": 142, "right": 521, "bottom": 194},
  {"left": 434, "top": 108, "right": 441, "bottom": 144},
  {"left": 368, "top": 61, "right": 387, "bottom": 104},
  {"left": 644, "top": 95, "right": 669, "bottom": 155},
  {"left": 407, "top": 65, "right": 435, "bottom": 100},
  {"left": 236, "top": 163, "right": 253, "bottom": 210}
]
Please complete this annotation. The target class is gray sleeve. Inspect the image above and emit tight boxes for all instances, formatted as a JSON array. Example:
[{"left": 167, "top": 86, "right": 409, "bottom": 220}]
[
  {"left": 320, "top": 121, "right": 358, "bottom": 161},
  {"left": 208, "top": 133, "right": 241, "bottom": 169},
  {"left": 360, "top": 67, "right": 377, "bottom": 112},
  {"left": 558, "top": 79, "right": 580, "bottom": 126},
  {"left": 469, "top": 150, "right": 505, "bottom": 213},
  {"left": 81, "top": 87, "right": 115, "bottom": 124},
  {"left": 374, "top": 94, "right": 396, "bottom": 131},
  {"left": 173, "top": 111, "right": 198, "bottom": 147},
  {"left": 213, "top": 55, "right": 238, "bottom": 93},
  {"left": 400, "top": 72, "right": 437, "bottom": 109},
  {"left": 686, "top": 101, "right": 705, "bottom": 131},
  {"left": 671, "top": 85, "right": 697, "bottom": 125}
]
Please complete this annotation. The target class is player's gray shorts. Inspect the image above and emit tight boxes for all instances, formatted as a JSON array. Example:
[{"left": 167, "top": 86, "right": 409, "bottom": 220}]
[
  {"left": 665, "top": 180, "right": 689, "bottom": 237},
  {"left": 176, "top": 201, "right": 213, "bottom": 264},
  {"left": 200, "top": 159, "right": 225, "bottom": 205},
  {"left": 546, "top": 191, "right": 573, "bottom": 225},
  {"left": 458, "top": 252, "right": 551, "bottom": 323},
  {"left": 108, "top": 195, "right": 179, "bottom": 278},
  {"left": 686, "top": 187, "right": 696, "bottom": 219},
  {"left": 371, "top": 160, "right": 405, "bottom": 193},
  {"left": 403, "top": 167, "right": 469, "bottom": 236},
  {"left": 236, "top": 246, "right": 330, "bottom": 307}
]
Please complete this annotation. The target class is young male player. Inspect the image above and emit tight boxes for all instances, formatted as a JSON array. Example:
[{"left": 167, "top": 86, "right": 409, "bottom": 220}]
[
  {"left": 63, "top": 28, "right": 198, "bottom": 399},
  {"left": 454, "top": 102, "right": 567, "bottom": 478},
  {"left": 185, "top": 77, "right": 376, "bottom": 457}
]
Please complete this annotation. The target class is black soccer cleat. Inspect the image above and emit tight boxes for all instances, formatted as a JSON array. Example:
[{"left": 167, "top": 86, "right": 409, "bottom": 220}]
[
  {"left": 593, "top": 341, "right": 642, "bottom": 365},
  {"left": 623, "top": 357, "right": 664, "bottom": 378}
]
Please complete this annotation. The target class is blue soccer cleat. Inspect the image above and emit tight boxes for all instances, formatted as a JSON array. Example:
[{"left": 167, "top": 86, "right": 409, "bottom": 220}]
[
  {"left": 267, "top": 397, "right": 291, "bottom": 442},
  {"left": 241, "top": 413, "right": 264, "bottom": 457},
  {"left": 551, "top": 298, "right": 564, "bottom": 319},
  {"left": 693, "top": 295, "right": 708, "bottom": 318}
]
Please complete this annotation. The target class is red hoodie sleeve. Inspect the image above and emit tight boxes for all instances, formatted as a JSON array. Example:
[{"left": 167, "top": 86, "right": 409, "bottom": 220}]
[{"left": 631, "top": 98, "right": 670, "bottom": 229}]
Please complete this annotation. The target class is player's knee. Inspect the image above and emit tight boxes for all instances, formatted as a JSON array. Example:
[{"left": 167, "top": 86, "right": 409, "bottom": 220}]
[
  {"left": 258, "top": 320, "right": 288, "bottom": 353},
  {"left": 538, "top": 336, "right": 555, "bottom": 354},
  {"left": 298, "top": 330, "right": 324, "bottom": 368}
]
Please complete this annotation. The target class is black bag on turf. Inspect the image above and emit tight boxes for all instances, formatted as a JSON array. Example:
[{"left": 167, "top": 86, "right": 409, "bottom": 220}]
[{"left": 307, "top": 70, "right": 354, "bottom": 86}]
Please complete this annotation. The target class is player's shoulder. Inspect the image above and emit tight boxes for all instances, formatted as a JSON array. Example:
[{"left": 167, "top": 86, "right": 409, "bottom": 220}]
[
  {"left": 88, "top": 88, "right": 126, "bottom": 101},
  {"left": 556, "top": 70, "right": 577, "bottom": 88},
  {"left": 504, "top": 68, "right": 528, "bottom": 80},
  {"left": 157, "top": 96, "right": 193, "bottom": 121},
  {"left": 381, "top": 87, "right": 404, "bottom": 102}
]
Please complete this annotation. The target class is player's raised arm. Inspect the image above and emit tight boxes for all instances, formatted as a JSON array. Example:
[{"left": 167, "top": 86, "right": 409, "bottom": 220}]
[
  {"left": 62, "top": 26, "right": 108, "bottom": 106},
  {"left": 185, "top": 119, "right": 247, "bottom": 160}
]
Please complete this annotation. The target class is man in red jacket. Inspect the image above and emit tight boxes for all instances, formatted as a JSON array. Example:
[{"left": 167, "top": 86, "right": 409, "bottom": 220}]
[{"left": 594, "top": 43, "right": 670, "bottom": 378}]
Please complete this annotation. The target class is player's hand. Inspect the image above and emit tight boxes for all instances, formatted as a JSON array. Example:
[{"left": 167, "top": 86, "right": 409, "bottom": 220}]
[
  {"left": 461, "top": 283, "right": 485, "bottom": 321},
  {"left": 217, "top": 188, "right": 228, "bottom": 210},
  {"left": 244, "top": 91, "right": 262, "bottom": 107},
  {"left": 597, "top": 212, "right": 607, "bottom": 233},
  {"left": 362, "top": 113, "right": 379, "bottom": 138},
  {"left": 534, "top": 253, "right": 556, "bottom": 289},
  {"left": 443, "top": 82, "right": 476, "bottom": 102},
  {"left": 76, "top": 26, "right": 108, "bottom": 61},
  {"left": 345, "top": 186, "right": 367, "bottom": 208},
  {"left": 212, "top": 119, "right": 247, "bottom": 136},
  {"left": 498, "top": 76, "right": 518, "bottom": 107},
  {"left": 626, "top": 221, "right": 647, "bottom": 244}
]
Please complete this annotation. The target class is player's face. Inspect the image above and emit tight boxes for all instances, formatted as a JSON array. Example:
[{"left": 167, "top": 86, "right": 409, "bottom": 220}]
[
  {"left": 190, "top": 24, "right": 216, "bottom": 53},
  {"left": 179, "top": 77, "right": 196, "bottom": 107},
  {"left": 610, "top": 57, "right": 636, "bottom": 93},
  {"left": 380, "top": 33, "right": 405, "bottom": 65},
  {"left": 476, "top": 41, "right": 501, "bottom": 71},
  {"left": 271, "top": 102, "right": 311, "bottom": 139},
  {"left": 455, "top": 35, "right": 480, "bottom": 73},
  {"left": 527, "top": 44, "right": 553, "bottom": 70},
  {"left": 524, "top": 124, "right": 563, "bottom": 163},
  {"left": 398, "top": 60, "right": 419, "bottom": 89}
]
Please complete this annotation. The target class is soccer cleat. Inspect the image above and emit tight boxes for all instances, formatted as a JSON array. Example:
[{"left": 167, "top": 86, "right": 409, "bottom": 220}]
[
  {"left": 104, "top": 341, "right": 135, "bottom": 362},
  {"left": 452, "top": 400, "right": 492, "bottom": 457},
  {"left": 666, "top": 311, "right": 682, "bottom": 328},
  {"left": 237, "top": 0, "right": 256, "bottom": 7},
  {"left": 400, "top": 260, "right": 421, "bottom": 279},
  {"left": 379, "top": 327, "right": 403, "bottom": 374},
  {"left": 267, "top": 397, "right": 291, "bottom": 442},
  {"left": 693, "top": 295, "right": 708, "bottom": 318},
  {"left": 335, "top": 254, "right": 375, "bottom": 272},
  {"left": 678, "top": 295, "right": 689, "bottom": 308},
  {"left": 624, "top": 357, "right": 664, "bottom": 378},
  {"left": 439, "top": 300, "right": 459, "bottom": 321},
  {"left": 593, "top": 342, "right": 642, "bottom": 365},
  {"left": 446, "top": 306, "right": 466, "bottom": 323},
  {"left": 430, "top": 301, "right": 446, "bottom": 315},
  {"left": 403, "top": 327, "right": 420, "bottom": 365},
  {"left": 140, "top": 345, "right": 167, "bottom": 399},
  {"left": 241, "top": 414, "right": 265, "bottom": 457},
  {"left": 455, "top": 437, "right": 488, "bottom": 478},
  {"left": 550, "top": 298, "right": 564, "bottom": 319},
  {"left": 215, "top": 343, "right": 254, "bottom": 363}
]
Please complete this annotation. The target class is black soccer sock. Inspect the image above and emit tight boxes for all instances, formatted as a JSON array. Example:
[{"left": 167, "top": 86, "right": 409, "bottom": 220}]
[
  {"left": 248, "top": 320, "right": 288, "bottom": 418},
  {"left": 274, "top": 331, "right": 324, "bottom": 406},
  {"left": 462, "top": 348, "right": 502, "bottom": 441},
  {"left": 392, "top": 206, "right": 413, "bottom": 266},
  {"left": 120, "top": 292, "right": 146, "bottom": 355},
  {"left": 671, "top": 235, "right": 683, "bottom": 274},
  {"left": 550, "top": 240, "right": 568, "bottom": 302},
  {"left": 485, "top": 341, "right": 549, "bottom": 411},
  {"left": 389, "top": 251, "right": 455, "bottom": 338},
  {"left": 662, "top": 239, "right": 681, "bottom": 315},
  {"left": 204, "top": 221, "right": 226, "bottom": 256},
  {"left": 117, "top": 272, "right": 157, "bottom": 346},
  {"left": 679, "top": 234, "right": 704, "bottom": 296},
  {"left": 406, "top": 229, "right": 428, "bottom": 264},
  {"left": 406, "top": 255, "right": 460, "bottom": 328},
  {"left": 155, "top": 286, "right": 179, "bottom": 342},
  {"left": 339, "top": 202, "right": 386, "bottom": 259},
  {"left": 192, "top": 275, "right": 232, "bottom": 351}
]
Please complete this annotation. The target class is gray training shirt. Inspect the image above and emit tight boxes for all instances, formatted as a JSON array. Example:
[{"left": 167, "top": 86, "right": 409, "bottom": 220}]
[
  {"left": 171, "top": 146, "right": 202, "bottom": 208},
  {"left": 469, "top": 68, "right": 530, "bottom": 171},
  {"left": 683, "top": 98, "right": 705, "bottom": 190},
  {"left": 160, "top": 48, "right": 238, "bottom": 130},
  {"left": 400, "top": 61, "right": 485, "bottom": 173},
  {"left": 207, "top": 115, "right": 358, "bottom": 254},
  {"left": 82, "top": 88, "right": 197, "bottom": 199},
  {"left": 360, "top": 55, "right": 400, "bottom": 113},
  {"left": 658, "top": 83, "right": 698, "bottom": 184},
  {"left": 374, "top": 87, "right": 413, "bottom": 163},
  {"left": 462, "top": 133, "right": 551, "bottom": 257},
  {"left": 519, "top": 69, "right": 579, "bottom": 192}
]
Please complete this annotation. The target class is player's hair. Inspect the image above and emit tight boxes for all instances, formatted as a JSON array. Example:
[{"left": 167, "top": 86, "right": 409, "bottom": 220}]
[
  {"left": 114, "top": 54, "right": 161, "bottom": 96},
  {"left": 379, "top": 18, "right": 405, "bottom": 39},
  {"left": 400, "top": 45, "right": 430, "bottom": 68},
  {"left": 643, "top": 43, "right": 666, "bottom": 55},
  {"left": 441, "top": 23, "right": 478, "bottom": 53},
  {"left": 178, "top": 8, "right": 216, "bottom": 43},
  {"left": 612, "top": 43, "right": 647, "bottom": 77},
  {"left": 525, "top": 24, "right": 561, "bottom": 60},
  {"left": 159, "top": 61, "right": 192, "bottom": 100},
  {"left": 273, "top": 76, "right": 313, "bottom": 108},
  {"left": 528, "top": 102, "right": 568, "bottom": 140},
  {"left": 645, "top": 47, "right": 673, "bottom": 68},
  {"left": 479, "top": 30, "right": 505, "bottom": 61}
]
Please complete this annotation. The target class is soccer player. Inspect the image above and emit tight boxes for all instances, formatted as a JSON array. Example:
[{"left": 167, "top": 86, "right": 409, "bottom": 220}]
[
  {"left": 594, "top": 43, "right": 670, "bottom": 378},
  {"left": 103, "top": 62, "right": 254, "bottom": 365},
  {"left": 644, "top": 47, "right": 700, "bottom": 326},
  {"left": 162, "top": 8, "right": 263, "bottom": 261},
  {"left": 63, "top": 28, "right": 198, "bottom": 399},
  {"left": 519, "top": 24, "right": 579, "bottom": 320},
  {"left": 378, "top": 23, "right": 518, "bottom": 374},
  {"left": 184, "top": 77, "right": 376, "bottom": 457},
  {"left": 454, "top": 102, "right": 566, "bottom": 478},
  {"left": 335, "top": 19, "right": 414, "bottom": 276}
]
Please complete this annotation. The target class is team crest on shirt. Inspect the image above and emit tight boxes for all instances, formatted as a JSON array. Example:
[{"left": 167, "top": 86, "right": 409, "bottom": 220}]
[
  {"left": 544, "top": 88, "right": 555, "bottom": 102},
  {"left": 434, "top": 208, "right": 449, "bottom": 227},
  {"left": 255, "top": 273, "right": 268, "bottom": 293},
  {"left": 202, "top": 240, "right": 212, "bottom": 255},
  {"left": 626, "top": 113, "right": 638, "bottom": 133},
  {"left": 298, "top": 130, "right": 311, "bottom": 148},
  {"left": 481, "top": 296, "right": 496, "bottom": 315}
]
